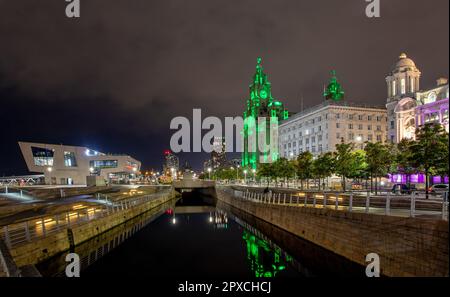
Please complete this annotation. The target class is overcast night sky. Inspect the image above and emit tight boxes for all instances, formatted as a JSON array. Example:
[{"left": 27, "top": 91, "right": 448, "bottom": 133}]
[{"left": 0, "top": 0, "right": 448, "bottom": 175}]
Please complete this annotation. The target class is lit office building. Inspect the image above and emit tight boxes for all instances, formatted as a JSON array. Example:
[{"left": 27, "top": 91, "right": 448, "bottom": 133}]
[
  {"left": 163, "top": 150, "right": 179, "bottom": 174},
  {"left": 279, "top": 72, "right": 388, "bottom": 159},
  {"left": 19, "top": 141, "right": 141, "bottom": 185}
]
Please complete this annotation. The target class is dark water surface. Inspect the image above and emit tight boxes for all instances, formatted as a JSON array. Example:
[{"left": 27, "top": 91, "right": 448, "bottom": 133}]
[{"left": 37, "top": 194, "right": 364, "bottom": 278}]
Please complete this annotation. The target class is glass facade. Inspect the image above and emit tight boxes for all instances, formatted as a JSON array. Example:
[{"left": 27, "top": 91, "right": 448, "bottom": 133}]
[
  {"left": 31, "top": 146, "right": 54, "bottom": 166},
  {"left": 89, "top": 160, "right": 118, "bottom": 169},
  {"left": 64, "top": 151, "right": 77, "bottom": 167}
]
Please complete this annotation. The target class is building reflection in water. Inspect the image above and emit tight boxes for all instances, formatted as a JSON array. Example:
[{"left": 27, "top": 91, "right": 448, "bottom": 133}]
[
  {"left": 212, "top": 209, "right": 228, "bottom": 229},
  {"left": 214, "top": 209, "right": 293, "bottom": 278},
  {"left": 242, "top": 230, "right": 292, "bottom": 278}
]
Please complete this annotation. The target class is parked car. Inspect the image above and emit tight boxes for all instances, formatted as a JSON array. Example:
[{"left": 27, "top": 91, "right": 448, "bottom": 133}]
[
  {"left": 391, "top": 183, "right": 416, "bottom": 195},
  {"left": 430, "top": 184, "right": 449, "bottom": 195}
]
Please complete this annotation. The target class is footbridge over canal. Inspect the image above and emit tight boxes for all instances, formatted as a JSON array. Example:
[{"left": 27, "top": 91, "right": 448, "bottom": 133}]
[{"left": 172, "top": 179, "right": 215, "bottom": 192}]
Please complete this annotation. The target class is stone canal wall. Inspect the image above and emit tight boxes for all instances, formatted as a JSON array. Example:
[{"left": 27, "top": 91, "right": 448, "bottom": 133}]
[
  {"left": 9, "top": 190, "right": 178, "bottom": 268},
  {"left": 216, "top": 186, "right": 449, "bottom": 277}
]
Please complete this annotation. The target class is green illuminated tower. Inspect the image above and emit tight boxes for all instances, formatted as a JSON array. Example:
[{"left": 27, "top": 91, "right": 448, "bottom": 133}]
[
  {"left": 323, "top": 70, "right": 344, "bottom": 101},
  {"left": 242, "top": 58, "right": 289, "bottom": 169}
]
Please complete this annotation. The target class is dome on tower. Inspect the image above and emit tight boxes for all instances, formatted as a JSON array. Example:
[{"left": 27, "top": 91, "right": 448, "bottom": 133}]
[{"left": 392, "top": 53, "right": 417, "bottom": 72}]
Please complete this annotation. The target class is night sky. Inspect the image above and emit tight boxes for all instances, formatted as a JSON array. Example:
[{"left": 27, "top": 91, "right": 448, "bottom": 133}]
[{"left": 0, "top": 0, "right": 448, "bottom": 175}]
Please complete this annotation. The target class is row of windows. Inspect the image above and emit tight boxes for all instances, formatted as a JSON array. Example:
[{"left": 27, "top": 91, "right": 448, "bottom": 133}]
[
  {"left": 337, "top": 123, "right": 385, "bottom": 131},
  {"left": 283, "top": 133, "right": 385, "bottom": 150},
  {"left": 284, "top": 144, "right": 327, "bottom": 156},
  {"left": 282, "top": 114, "right": 386, "bottom": 135},
  {"left": 90, "top": 160, "right": 118, "bottom": 169},
  {"left": 335, "top": 133, "right": 384, "bottom": 142},
  {"left": 335, "top": 113, "right": 385, "bottom": 121},
  {"left": 284, "top": 134, "right": 328, "bottom": 148}
]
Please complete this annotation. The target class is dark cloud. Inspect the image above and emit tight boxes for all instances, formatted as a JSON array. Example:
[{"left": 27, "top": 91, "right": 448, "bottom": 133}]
[{"left": 0, "top": 0, "right": 448, "bottom": 173}]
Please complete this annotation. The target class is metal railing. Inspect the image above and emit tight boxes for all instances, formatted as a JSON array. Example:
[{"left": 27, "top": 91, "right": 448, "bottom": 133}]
[
  {"left": 222, "top": 187, "right": 449, "bottom": 221},
  {"left": 0, "top": 190, "right": 172, "bottom": 249}
]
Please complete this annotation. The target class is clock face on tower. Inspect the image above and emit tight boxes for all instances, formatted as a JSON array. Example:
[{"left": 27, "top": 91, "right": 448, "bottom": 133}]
[{"left": 260, "top": 89, "right": 268, "bottom": 99}]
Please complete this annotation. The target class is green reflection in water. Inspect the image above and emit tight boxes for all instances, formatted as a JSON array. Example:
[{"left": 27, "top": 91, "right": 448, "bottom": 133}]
[{"left": 242, "top": 230, "right": 292, "bottom": 278}]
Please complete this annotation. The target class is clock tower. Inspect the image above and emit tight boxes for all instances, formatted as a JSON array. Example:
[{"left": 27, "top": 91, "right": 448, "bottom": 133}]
[{"left": 242, "top": 57, "right": 289, "bottom": 169}]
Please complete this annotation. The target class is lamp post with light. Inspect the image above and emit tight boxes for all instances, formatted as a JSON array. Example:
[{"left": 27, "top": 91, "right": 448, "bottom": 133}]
[{"left": 207, "top": 167, "right": 212, "bottom": 180}]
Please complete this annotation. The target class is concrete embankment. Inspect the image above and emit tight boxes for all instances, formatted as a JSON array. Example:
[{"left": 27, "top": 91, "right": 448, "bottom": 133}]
[
  {"left": 9, "top": 189, "right": 178, "bottom": 268},
  {"left": 216, "top": 186, "right": 449, "bottom": 277}
]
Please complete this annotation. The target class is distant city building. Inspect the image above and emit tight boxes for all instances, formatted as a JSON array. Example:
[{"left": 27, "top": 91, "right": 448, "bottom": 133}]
[
  {"left": 211, "top": 136, "right": 227, "bottom": 169},
  {"left": 386, "top": 53, "right": 449, "bottom": 143},
  {"left": 242, "top": 57, "right": 289, "bottom": 169},
  {"left": 163, "top": 150, "right": 179, "bottom": 174},
  {"left": 279, "top": 71, "right": 388, "bottom": 159},
  {"left": 203, "top": 137, "right": 229, "bottom": 172},
  {"left": 18, "top": 141, "right": 141, "bottom": 185}
]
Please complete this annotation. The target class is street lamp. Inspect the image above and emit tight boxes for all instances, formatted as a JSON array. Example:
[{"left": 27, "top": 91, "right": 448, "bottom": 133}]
[
  {"left": 243, "top": 169, "right": 248, "bottom": 184},
  {"left": 207, "top": 167, "right": 212, "bottom": 180}
]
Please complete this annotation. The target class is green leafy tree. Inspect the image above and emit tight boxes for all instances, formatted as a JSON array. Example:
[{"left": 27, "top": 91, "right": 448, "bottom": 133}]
[
  {"left": 410, "top": 123, "right": 449, "bottom": 199},
  {"left": 364, "top": 142, "right": 392, "bottom": 194},
  {"left": 296, "top": 151, "right": 314, "bottom": 190},
  {"left": 257, "top": 163, "right": 274, "bottom": 186},
  {"left": 312, "top": 152, "right": 335, "bottom": 190},
  {"left": 395, "top": 139, "right": 415, "bottom": 188},
  {"left": 348, "top": 149, "right": 368, "bottom": 184},
  {"left": 333, "top": 143, "right": 356, "bottom": 192}
]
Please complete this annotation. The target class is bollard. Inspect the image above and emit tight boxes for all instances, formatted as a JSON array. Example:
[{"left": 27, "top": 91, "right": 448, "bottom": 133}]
[
  {"left": 289, "top": 194, "right": 292, "bottom": 205},
  {"left": 323, "top": 193, "right": 327, "bottom": 208},
  {"left": 304, "top": 194, "right": 307, "bottom": 207},
  {"left": 365, "top": 192, "right": 370, "bottom": 213},
  {"left": 349, "top": 194, "right": 353, "bottom": 212},
  {"left": 442, "top": 201, "right": 448, "bottom": 221},
  {"left": 283, "top": 193, "right": 286, "bottom": 204},
  {"left": 335, "top": 193, "right": 339, "bottom": 210},
  {"left": 313, "top": 195, "right": 316, "bottom": 208},
  {"left": 385, "top": 193, "right": 391, "bottom": 215},
  {"left": 410, "top": 191, "right": 415, "bottom": 218}
]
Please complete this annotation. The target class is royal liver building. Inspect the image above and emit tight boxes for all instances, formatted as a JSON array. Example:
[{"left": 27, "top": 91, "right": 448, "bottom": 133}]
[{"left": 242, "top": 58, "right": 289, "bottom": 169}]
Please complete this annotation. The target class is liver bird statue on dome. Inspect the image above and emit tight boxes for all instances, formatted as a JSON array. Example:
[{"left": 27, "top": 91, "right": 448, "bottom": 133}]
[{"left": 323, "top": 70, "right": 344, "bottom": 101}]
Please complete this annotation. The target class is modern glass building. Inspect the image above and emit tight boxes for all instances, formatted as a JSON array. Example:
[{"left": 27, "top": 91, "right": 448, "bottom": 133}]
[{"left": 19, "top": 141, "right": 141, "bottom": 185}]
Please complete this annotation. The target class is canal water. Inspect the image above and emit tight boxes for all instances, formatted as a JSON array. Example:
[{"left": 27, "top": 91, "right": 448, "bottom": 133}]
[{"left": 36, "top": 193, "right": 364, "bottom": 277}]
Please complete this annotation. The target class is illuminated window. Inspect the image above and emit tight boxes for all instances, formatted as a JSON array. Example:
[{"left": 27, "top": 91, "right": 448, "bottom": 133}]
[
  {"left": 401, "top": 78, "right": 406, "bottom": 94},
  {"left": 64, "top": 151, "right": 77, "bottom": 167},
  {"left": 31, "top": 147, "right": 54, "bottom": 166},
  {"left": 89, "top": 160, "right": 118, "bottom": 169},
  {"left": 410, "top": 77, "right": 415, "bottom": 92},
  {"left": 392, "top": 81, "right": 396, "bottom": 96}
]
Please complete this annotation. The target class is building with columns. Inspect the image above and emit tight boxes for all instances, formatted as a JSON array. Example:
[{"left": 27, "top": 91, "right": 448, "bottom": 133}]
[
  {"left": 386, "top": 53, "right": 449, "bottom": 143},
  {"left": 279, "top": 72, "right": 388, "bottom": 159}
]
